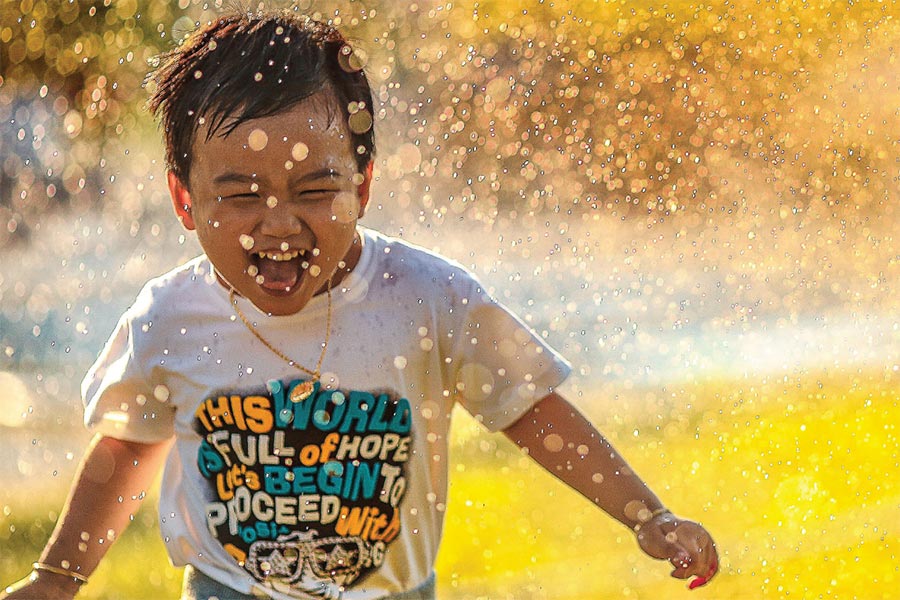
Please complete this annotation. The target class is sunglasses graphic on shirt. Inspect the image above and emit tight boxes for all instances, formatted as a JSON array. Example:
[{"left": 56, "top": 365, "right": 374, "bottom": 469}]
[{"left": 244, "top": 532, "right": 371, "bottom": 586}]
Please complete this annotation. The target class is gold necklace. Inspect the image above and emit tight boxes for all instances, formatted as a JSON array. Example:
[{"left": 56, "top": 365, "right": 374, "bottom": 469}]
[{"left": 228, "top": 280, "right": 333, "bottom": 403}]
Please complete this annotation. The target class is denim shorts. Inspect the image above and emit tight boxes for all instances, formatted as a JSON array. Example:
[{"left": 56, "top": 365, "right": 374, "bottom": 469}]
[{"left": 180, "top": 565, "right": 437, "bottom": 600}]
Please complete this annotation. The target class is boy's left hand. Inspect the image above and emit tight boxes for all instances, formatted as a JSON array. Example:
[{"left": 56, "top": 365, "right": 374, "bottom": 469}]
[{"left": 635, "top": 512, "right": 719, "bottom": 589}]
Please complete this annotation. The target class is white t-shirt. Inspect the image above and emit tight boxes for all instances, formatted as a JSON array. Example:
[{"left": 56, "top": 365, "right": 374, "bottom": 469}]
[{"left": 83, "top": 228, "right": 570, "bottom": 599}]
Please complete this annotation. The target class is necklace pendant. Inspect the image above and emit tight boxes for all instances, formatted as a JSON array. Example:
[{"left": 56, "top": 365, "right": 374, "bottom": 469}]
[{"left": 290, "top": 380, "right": 316, "bottom": 403}]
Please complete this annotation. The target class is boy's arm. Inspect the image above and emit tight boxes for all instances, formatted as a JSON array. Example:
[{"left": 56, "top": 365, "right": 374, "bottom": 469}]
[
  {"left": 2, "top": 434, "right": 173, "bottom": 600},
  {"left": 502, "top": 392, "right": 718, "bottom": 588}
]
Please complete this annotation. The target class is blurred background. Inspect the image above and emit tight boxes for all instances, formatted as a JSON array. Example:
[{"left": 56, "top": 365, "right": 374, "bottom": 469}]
[{"left": 1, "top": 0, "right": 898, "bottom": 598}]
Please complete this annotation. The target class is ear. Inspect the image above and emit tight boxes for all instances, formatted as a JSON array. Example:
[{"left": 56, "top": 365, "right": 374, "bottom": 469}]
[
  {"left": 356, "top": 161, "right": 374, "bottom": 219},
  {"left": 167, "top": 171, "right": 196, "bottom": 230}
]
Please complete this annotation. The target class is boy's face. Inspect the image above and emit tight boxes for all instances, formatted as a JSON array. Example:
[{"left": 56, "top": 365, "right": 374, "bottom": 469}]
[{"left": 168, "top": 95, "right": 371, "bottom": 316}]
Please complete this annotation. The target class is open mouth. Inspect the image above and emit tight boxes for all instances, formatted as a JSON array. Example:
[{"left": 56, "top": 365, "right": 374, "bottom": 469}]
[{"left": 249, "top": 249, "right": 309, "bottom": 292}]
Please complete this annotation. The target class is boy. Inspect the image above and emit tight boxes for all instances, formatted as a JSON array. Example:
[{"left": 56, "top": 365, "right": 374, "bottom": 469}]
[{"left": 2, "top": 10, "right": 717, "bottom": 600}]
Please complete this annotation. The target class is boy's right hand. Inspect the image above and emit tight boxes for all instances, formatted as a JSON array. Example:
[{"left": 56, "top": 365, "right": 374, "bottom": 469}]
[
  {"left": 635, "top": 512, "right": 719, "bottom": 589},
  {"left": 2, "top": 571, "right": 82, "bottom": 600}
]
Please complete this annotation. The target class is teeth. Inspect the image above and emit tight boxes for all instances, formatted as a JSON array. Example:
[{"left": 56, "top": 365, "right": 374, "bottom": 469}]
[{"left": 256, "top": 250, "right": 303, "bottom": 262}]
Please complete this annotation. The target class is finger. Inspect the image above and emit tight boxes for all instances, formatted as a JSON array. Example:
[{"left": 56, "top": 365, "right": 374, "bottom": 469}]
[
  {"left": 688, "top": 554, "right": 719, "bottom": 590},
  {"left": 637, "top": 529, "right": 680, "bottom": 561},
  {"left": 654, "top": 522, "right": 694, "bottom": 579},
  {"left": 685, "top": 527, "right": 717, "bottom": 577},
  {"left": 688, "top": 537, "right": 719, "bottom": 589},
  {"left": 669, "top": 553, "right": 694, "bottom": 579},
  {"left": 669, "top": 524, "right": 715, "bottom": 579}
]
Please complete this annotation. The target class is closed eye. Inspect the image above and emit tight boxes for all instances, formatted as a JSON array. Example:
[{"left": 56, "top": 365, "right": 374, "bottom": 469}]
[{"left": 298, "top": 189, "right": 339, "bottom": 197}]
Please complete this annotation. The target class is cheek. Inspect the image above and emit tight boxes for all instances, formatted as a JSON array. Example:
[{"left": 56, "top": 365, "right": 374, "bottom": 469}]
[
  {"left": 330, "top": 192, "right": 361, "bottom": 224},
  {"left": 198, "top": 217, "right": 226, "bottom": 233},
  {"left": 200, "top": 204, "right": 253, "bottom": 229},
  {"left": 195, "top": 213, "right": 246, "bottom": 246}
]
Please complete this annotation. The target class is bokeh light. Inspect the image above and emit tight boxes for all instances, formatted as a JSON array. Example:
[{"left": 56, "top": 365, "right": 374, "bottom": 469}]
[{"left": 1, "top": 0, "right": 897, "bottom": 598}]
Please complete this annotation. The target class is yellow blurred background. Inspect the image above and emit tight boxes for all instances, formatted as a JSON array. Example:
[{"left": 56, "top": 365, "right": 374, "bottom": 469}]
[{"left": 1, "top": 0, "right": 897, "bottom": 598}]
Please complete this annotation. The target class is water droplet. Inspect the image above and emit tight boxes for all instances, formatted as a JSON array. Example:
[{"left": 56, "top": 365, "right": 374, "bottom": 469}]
[
  {"left": 625, "top": 500, "right": 651, "bottom": 523},
  {"left": 338, "top": 44, "right": 367, "bottom": 72},
  {"left": 247, "top": 129, "right": 268, "bottom": 151},
  {"left": 543, "top": 433, "right": 564, "bottom": 452},
  {"left": 266, "top": 196, "right": 278, "bottom": 208},
  {"left": 420, "top": 401, "right": 438, "bottom": 420},
  {"left": 313, "top": 410, "right": 331, "bottom": 426},
  {"left": 239, "top": 234, "right": 255, "bottom": 250},
  {"left": 394, "top": 355, "right": 408, "bottom": 369},
  {"left": 348, "top": 110, "right": 373, "bottom": 134},
  {"left": 291, "top": 142, "right": 309, "bottom": 161},
  {"left": 320, "top": 372, "right": 339, "bottom": 389}
]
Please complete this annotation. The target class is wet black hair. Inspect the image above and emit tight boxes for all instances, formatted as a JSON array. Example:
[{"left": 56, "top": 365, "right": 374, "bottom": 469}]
[{"left": 147, "top": 9, "right": 375, "bottom": 186}]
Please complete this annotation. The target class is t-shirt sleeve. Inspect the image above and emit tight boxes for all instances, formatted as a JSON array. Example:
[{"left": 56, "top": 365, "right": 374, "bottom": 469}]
[
  {"left": 82, "top": 309, "right": 176, "bottom": 443},
  {"left": 446, "top": 270, "right": 571, "bottom": 432}
]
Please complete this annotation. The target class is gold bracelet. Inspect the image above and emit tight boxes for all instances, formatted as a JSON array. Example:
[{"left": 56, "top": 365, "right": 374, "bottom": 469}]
[
  {"left": 632, "top": 507, "right": 672, "bottom": 533},
  {"left": 32, "top": 562, "right": 89, "bottom": 584}
]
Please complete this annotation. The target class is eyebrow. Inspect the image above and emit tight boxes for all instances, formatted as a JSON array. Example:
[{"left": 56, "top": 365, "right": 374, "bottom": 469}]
[
  {"left": 211, "top": 168, "right": 345, "bottom": 186},
  {"left": 293, "top": 168, "right": 345, "bottom": 185},
  {"left": 212, "top": 172, "right": 258, "bottom": 186}
]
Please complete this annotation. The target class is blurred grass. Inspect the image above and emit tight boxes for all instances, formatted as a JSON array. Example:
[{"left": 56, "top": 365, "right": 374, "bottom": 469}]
[
  {"left": 2, "top": 368, "right": 898, "bottom": 598},
  {"left": 439, "top": 367, "right": 899, "bottom": 599}
]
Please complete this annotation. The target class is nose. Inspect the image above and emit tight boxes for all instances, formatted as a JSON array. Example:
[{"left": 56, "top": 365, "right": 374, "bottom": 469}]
[{"left": 258, "top": 198, "right": 303, "bottom": 238}]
